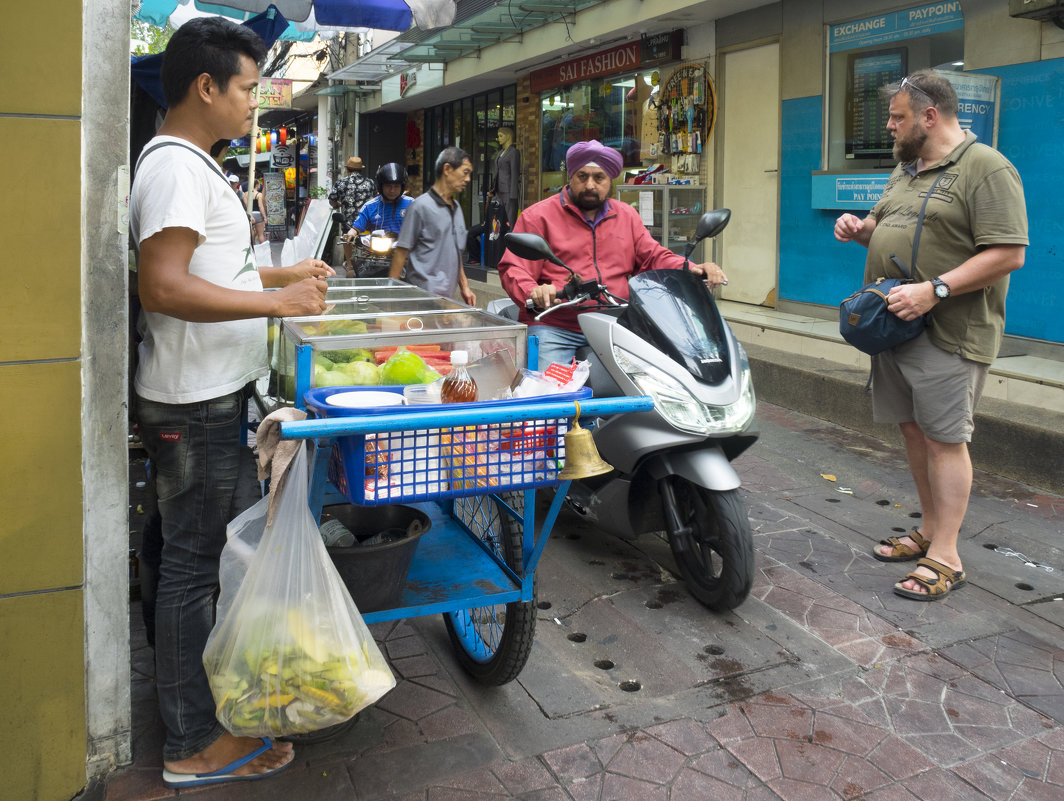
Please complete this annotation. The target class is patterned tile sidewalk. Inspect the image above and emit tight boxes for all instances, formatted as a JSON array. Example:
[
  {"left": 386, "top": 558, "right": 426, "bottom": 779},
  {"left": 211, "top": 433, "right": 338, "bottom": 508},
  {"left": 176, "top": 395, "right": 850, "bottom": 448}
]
[
  {"left": 106, "top": 406, "right": 1064, "bottom": 801},
  {"left": 107, "top": 541, "right": 1064, "bottom": 801}
]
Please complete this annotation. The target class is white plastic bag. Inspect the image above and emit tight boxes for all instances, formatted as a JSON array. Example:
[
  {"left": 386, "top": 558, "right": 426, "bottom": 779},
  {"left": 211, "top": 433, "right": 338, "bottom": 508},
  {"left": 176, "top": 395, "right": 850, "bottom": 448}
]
[
  {"left": 203, "top": 446, "right": 395, "bottom": 737},
  {"left": 512, "top": 360, "right": 590, "bottom": 397}
]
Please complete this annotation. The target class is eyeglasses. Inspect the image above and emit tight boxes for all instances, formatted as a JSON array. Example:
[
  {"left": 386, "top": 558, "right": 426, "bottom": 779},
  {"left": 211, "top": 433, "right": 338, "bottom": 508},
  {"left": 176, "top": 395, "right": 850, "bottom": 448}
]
[{"left": 900, "top": 77, "right": 936, "bottom": 106}]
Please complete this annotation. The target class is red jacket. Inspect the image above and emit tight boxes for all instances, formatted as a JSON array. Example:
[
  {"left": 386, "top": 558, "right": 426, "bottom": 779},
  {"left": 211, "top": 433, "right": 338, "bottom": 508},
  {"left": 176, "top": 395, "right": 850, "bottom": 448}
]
[{"left": 498, "top": 187, "right": 686, "bottom": 333}]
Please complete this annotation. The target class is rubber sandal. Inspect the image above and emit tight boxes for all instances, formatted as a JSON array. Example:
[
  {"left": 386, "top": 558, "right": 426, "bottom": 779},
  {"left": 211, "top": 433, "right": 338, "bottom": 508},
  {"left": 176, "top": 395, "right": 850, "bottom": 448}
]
[
  {"left": 162, "top": 737, "right": 292, "bottom": 788},
  {"left": 873, "top": 527, "right": 930, "bottom": 562},
  {"left": 893, "top": 556, "right": 966, "bottom": 602}
]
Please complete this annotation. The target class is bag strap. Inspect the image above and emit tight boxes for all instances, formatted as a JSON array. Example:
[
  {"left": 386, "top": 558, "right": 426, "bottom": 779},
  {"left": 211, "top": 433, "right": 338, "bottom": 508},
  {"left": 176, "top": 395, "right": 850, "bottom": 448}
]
[
  {"left": 910, "top": 168, "right": 948, "bottom": 274},
  {"left": 137, "top": 140, "right": 236, "bottom": 192},
  {"left": 885, "top": 168, "right": 948, "bottom": 281},
  {"left": 136, "top": 140, "right": 258, "bottom": 251}
]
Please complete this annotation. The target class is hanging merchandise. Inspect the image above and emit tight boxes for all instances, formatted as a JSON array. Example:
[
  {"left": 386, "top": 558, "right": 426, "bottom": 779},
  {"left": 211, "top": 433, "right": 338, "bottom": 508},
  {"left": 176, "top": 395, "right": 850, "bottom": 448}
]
[
  {"left": 271, "top": 130, "right": 279, "bottom": 148},
  {"left": 655, "top": 64, "right": 716, "bottom": 173},
  {"left": 279, "top": 127, "right": 287, "bottom": 147}
]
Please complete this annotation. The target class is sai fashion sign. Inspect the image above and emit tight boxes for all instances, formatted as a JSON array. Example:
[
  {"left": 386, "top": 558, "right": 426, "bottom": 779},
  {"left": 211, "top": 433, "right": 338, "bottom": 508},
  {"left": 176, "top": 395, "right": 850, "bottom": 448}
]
[{"left": 530, "top": 31, "right": 683, "bottom": 93}]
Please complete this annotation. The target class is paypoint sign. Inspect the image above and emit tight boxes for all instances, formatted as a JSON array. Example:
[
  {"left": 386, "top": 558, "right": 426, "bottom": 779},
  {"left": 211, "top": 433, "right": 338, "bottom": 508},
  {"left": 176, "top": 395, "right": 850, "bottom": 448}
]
[{"left": 830, "top": 2, "right": 964, "bottom": 52}]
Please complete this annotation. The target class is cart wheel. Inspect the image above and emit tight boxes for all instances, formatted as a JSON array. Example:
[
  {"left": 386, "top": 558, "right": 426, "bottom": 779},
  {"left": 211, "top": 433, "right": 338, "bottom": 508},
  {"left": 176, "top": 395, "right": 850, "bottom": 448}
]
[{"left": 445, "top": 491, "right": 536, "bottom": 685}]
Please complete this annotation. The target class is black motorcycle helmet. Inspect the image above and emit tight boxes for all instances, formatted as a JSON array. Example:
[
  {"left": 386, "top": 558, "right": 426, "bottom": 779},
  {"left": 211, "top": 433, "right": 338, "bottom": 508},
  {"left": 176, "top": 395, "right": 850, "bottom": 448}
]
[{"left": 376, "top": 162, "right": 407, "bottom": 194}]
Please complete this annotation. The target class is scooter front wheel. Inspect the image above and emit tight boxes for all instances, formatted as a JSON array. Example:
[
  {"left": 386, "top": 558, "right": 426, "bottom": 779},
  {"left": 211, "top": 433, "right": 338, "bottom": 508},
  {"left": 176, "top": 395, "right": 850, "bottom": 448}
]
[
  {"left": 445, "top": 492, "right": 537, "bottom": 685},
  {"left": 666, "top": 481, "right": 754, "bottom": 611}
]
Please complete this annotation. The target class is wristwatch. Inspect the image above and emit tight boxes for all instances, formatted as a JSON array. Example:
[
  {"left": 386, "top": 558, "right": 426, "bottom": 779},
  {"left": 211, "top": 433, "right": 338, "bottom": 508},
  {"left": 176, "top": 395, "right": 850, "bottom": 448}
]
[{"left": 930, "top": 277, "right": 951, "bottom": 299}]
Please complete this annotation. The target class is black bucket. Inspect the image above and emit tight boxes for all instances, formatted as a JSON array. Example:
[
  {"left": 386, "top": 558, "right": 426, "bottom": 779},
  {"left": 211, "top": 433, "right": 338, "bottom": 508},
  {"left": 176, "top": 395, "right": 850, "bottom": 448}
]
[{"left": 323, "top": 504, "right": 429, "bottom": 613}]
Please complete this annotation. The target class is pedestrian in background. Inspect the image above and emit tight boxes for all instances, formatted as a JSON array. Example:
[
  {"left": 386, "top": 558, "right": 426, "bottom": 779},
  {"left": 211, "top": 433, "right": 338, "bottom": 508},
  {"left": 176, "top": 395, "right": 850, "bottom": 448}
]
[
  {"left": 329, "top": 155, "right": 375, "bottom": 273},
  {"left": 391, "top": 146, "right": 477, "bottom": 306},
  {"left": 834, "top": 70, "right": 1027, "bottom": 601}
]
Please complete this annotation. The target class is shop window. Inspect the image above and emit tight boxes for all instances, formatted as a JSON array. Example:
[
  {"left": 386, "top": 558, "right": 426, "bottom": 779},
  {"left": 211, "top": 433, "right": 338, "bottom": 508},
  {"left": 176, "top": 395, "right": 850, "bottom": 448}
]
[
  {"left": 539, "top": 71, "right": 652, "bottom": 197},
  {"left": 825, "top": 6, "right": 964, "bottom": 171},
  {"left": 422, "top": 87, "right": 516, "bottom": 222}
]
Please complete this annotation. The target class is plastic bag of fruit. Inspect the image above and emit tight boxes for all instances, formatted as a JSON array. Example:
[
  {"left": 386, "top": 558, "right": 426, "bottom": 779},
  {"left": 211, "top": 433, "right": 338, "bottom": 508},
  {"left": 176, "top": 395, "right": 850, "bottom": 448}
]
[{"left": 203, "top": 446, "right": 395, "bottom": 736}]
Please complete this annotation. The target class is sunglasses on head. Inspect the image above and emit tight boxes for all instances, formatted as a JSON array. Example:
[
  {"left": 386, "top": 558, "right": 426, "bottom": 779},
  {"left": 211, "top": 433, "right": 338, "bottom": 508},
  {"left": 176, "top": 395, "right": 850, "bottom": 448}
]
[{"left": 900, "top": 76, "right": 936, "bottom": 106}]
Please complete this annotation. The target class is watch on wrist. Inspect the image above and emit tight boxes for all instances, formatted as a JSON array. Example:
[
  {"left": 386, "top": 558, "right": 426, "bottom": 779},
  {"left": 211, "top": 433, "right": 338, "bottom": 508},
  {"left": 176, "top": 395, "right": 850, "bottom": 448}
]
[{"left": 931, "top": 277, "right": 951, "bottom": 299}]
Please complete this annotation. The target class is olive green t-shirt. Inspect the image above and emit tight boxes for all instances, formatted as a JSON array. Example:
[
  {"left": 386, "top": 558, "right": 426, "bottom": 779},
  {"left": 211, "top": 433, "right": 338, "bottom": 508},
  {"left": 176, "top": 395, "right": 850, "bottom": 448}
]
[{"left": 866, "top": 132, "right": 1028, "bottom": 364}]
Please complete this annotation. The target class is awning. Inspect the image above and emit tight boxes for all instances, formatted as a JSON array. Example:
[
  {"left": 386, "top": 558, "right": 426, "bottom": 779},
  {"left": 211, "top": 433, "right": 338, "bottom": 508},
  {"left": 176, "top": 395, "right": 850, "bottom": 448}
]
[
  {"left": 327, "top": 36, "right": 411, "bottom": 83},
  {"left": 386, "top": 0, "right": 604, "bottom": 64}
]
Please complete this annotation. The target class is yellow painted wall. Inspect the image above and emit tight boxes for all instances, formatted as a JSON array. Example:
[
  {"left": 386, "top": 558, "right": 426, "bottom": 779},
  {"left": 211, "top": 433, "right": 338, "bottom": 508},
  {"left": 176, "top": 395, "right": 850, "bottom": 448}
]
[{"left": 0, "top": 1, "right": 88, "bottom": 798}]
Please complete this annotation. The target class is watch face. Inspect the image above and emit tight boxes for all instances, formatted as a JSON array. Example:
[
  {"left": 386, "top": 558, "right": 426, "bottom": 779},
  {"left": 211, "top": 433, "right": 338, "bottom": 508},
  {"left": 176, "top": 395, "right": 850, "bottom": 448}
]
[{"left": 935, "top": 283, "right": 949, "bottom": 298}]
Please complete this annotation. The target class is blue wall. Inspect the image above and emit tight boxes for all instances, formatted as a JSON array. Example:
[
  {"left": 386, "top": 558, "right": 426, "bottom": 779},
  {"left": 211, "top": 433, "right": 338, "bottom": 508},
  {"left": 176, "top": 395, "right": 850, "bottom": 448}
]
[
  {"left": 977, "top": 58, "right": 1063, "bottom": 342},
  {"left": 777, "top": 57, "right": 1063, "bottom": 344}
]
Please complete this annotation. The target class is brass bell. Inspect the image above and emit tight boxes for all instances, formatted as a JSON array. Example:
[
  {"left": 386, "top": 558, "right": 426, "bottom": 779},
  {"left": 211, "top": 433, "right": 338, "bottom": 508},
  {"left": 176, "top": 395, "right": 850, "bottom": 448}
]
[{"left": 558, "top": 401, "right": 613, "bottom": 480}]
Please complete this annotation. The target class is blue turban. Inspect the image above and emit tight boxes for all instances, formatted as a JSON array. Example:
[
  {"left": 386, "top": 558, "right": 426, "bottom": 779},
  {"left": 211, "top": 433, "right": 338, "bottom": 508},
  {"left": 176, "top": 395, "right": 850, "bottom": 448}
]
[{"left": 565, "top": 139, "right": 623, "bottom": 179}]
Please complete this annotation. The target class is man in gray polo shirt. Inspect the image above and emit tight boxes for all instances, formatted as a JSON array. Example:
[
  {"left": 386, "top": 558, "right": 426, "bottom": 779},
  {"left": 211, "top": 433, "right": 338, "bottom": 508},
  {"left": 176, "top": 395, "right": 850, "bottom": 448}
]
[{"left": 391, "top": 147, "right": 477, "bottom": 306}]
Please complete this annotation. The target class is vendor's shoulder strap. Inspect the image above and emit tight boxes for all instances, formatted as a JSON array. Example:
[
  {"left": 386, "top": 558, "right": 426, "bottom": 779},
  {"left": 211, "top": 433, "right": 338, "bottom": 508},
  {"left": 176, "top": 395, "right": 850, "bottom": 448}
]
[{"left": 137, "top": 140, "right": 233, "bottom": 191}]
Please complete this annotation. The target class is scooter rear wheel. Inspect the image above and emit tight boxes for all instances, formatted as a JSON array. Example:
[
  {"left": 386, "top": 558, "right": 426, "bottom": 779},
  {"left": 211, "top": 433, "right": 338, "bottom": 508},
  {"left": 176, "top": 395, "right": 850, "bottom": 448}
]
[
  {"left": 667, "top": 482, "right": 754, "bottom": 611},
  {"left": 445, "top": 491, "right": 537, "bottom": 685}
]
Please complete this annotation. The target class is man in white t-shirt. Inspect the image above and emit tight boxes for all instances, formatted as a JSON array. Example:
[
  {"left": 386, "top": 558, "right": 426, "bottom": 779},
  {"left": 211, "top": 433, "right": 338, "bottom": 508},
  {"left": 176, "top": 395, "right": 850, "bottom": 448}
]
[{"left": 129, "top": 17, "right": 332, "bottom": 789}]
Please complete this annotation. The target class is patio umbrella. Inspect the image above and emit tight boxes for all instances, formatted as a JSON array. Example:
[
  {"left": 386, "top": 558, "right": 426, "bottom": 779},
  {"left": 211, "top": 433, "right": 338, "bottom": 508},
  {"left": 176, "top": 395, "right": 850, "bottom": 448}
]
[{"left": 131, "top": 5, "right": 293, "bottom": 108}]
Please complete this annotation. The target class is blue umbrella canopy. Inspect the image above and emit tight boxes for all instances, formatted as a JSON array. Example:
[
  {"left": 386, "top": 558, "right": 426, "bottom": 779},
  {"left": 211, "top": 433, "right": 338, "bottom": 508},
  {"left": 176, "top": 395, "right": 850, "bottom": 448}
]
[
  {"left": 134, "top": 0, "right": 454, "bottom": 38},
  {"left": 131, "top": 5, "right": 294, "bottom": 108}
]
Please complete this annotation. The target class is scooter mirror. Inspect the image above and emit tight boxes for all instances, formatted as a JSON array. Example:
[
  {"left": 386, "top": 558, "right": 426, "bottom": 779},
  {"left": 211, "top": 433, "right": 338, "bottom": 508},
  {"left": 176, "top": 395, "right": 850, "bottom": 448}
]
[
  {"left": 332, "top": 211, "right": 345, "bottom": 223},
  {"left": 683, "top": 209, "right": 733, "bottom": 265},
  {"left": 504, "top": 232, "right": 573, "bottom": 274},
  {"left": 694, "top": 209, "right": 731, "bottom": 242}
]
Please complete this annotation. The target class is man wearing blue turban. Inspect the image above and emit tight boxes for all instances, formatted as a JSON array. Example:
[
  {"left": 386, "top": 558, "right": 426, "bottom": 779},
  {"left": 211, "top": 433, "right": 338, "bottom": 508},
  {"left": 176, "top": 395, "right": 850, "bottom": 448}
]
[{"left": 498, "top": 140, "right": 727, "bottom": 369}]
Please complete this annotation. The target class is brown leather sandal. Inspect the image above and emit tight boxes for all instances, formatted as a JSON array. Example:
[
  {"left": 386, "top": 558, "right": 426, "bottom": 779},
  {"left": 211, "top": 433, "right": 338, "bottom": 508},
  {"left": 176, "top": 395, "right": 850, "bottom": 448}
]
[
  {"left": 873, "top": 527, "right": 930, "bottom": 562},
  {"left": 893, "top": 556, "right": 966, "bottom": 602}
]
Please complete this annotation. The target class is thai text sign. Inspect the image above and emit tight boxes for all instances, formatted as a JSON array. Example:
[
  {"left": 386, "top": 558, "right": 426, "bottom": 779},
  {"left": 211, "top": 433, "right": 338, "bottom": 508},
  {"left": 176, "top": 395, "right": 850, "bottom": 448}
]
[
  {"left": 944, "top": 70, "right": 998, "bottom": 147},
  {"left": 258, "top": 78, "right": 293, "bottom": 109},
  {"left": 811, "top": 173, "right": 889, "bottom": 210}
]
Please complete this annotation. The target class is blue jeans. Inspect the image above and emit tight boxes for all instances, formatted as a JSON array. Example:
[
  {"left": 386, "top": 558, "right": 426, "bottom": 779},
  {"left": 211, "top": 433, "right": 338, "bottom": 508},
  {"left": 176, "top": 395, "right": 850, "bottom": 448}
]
[
  {"left": 134, "top": 389, "right": 246, "bottom": 761},
  {"left": 529, "top": 324, "right": 588, "bottom": 371}
]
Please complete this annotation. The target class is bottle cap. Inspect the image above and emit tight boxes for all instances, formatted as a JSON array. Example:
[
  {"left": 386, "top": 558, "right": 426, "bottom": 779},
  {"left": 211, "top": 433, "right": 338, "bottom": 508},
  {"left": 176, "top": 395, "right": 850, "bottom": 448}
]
[{"left": 450, "top": 350, "right": 469, "bottom": 366}]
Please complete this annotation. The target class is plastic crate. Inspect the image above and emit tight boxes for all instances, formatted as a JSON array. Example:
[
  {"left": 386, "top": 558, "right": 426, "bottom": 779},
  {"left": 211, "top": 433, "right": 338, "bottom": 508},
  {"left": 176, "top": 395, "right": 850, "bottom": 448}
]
[{"left": 304, "top": 386, "right": 592, "bottom": 505}]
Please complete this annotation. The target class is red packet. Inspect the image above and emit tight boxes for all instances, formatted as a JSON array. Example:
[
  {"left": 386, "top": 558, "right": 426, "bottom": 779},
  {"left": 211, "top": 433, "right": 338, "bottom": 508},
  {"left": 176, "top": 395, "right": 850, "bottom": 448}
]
[{"left": 543, "top": 359, "right": 578, "bottom": 386}]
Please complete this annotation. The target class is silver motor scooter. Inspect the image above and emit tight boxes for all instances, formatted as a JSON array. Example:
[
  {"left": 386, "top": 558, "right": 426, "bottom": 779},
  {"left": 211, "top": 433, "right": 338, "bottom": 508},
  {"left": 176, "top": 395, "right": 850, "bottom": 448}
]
[{"left": 502, "top": 210, "right": 758, "bottom": 611}]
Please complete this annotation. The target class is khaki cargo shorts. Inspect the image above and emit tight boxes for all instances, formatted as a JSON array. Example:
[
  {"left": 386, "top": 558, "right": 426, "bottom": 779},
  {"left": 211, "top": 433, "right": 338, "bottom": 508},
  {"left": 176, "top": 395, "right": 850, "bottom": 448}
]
[{"left": 871, "top": 332, "right": 988, "bottom": 443}]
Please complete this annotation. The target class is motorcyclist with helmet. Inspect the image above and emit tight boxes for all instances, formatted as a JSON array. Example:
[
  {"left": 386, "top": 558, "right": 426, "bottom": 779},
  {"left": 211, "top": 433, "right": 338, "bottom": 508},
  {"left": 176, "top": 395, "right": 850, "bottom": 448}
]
[{"left": 344, "top": 162, "right": 413, "bottom": 238}]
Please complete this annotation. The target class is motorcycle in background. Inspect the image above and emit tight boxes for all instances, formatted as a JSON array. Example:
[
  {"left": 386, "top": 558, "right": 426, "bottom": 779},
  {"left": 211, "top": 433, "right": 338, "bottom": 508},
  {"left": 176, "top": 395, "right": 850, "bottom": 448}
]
[
  {"left": 332, "top": 211, "right": 396, "bottom": 279},
  {"left": 501, "top": 210, "right": 758, "bottom": 611}
]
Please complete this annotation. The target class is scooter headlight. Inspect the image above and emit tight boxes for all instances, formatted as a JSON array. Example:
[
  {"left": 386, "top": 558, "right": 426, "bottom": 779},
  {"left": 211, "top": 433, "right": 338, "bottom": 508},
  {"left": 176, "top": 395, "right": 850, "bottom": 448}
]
[
  {"left": 370, "top": 235, "right": 393, "bottom": 254},
  {"left": 613, "top": 345, "right": 756, "bottom": 435},
  {"left": 613, "top": 347, "right": 712, "bottom": 433}
]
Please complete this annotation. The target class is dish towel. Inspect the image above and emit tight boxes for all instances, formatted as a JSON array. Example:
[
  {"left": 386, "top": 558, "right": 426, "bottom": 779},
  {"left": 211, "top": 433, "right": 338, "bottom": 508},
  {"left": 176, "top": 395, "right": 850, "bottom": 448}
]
[{"left": 256, "top": 406, "right": 308, "bottom": 526}]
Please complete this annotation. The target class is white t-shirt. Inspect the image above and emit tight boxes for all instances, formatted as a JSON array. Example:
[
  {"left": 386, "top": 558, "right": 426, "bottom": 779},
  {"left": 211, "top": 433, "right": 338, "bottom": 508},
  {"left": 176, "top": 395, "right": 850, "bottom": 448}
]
[{"left": 131, "top": 136, "right": 267, "bottom": 404}]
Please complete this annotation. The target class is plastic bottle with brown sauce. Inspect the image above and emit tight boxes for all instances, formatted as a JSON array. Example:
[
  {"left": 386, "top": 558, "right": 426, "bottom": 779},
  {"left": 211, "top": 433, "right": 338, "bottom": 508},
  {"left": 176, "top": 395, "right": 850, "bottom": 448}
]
[{"left": 441, "top": 350, "right": 478, "bottom": 403}]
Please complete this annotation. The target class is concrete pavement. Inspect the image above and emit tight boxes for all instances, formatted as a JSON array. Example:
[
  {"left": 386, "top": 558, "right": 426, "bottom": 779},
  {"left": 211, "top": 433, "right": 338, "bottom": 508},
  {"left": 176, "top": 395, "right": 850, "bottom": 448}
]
[{"left": 105, "top": 398, "right": 1064, "bottom": 801}]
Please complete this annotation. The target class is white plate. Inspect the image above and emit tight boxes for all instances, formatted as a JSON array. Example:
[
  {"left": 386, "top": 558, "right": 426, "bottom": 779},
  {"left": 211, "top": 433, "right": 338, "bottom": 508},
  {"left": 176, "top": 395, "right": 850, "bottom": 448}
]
[{"left": 326, "top": 391, "right": 407, "bottom": 408}]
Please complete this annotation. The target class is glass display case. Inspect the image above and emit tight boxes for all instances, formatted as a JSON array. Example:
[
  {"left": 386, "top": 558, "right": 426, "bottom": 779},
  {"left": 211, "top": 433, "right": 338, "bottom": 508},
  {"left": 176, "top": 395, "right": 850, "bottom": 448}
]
[
  {"left": 325, "top": 277, "right": 408, "bottom": 288},
  {"left": 615, "top": 185, "right": 707, "bottom": 263},
  {"left": 261, "top": 296, "right": 527, "bottom": 410}
]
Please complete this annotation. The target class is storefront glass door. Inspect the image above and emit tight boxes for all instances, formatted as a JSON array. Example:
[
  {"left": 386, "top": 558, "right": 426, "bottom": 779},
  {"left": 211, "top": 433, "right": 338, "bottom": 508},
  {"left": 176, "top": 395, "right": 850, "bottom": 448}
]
[{"left": 424, "top": 86, "right": 515, "bottom": 228}]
